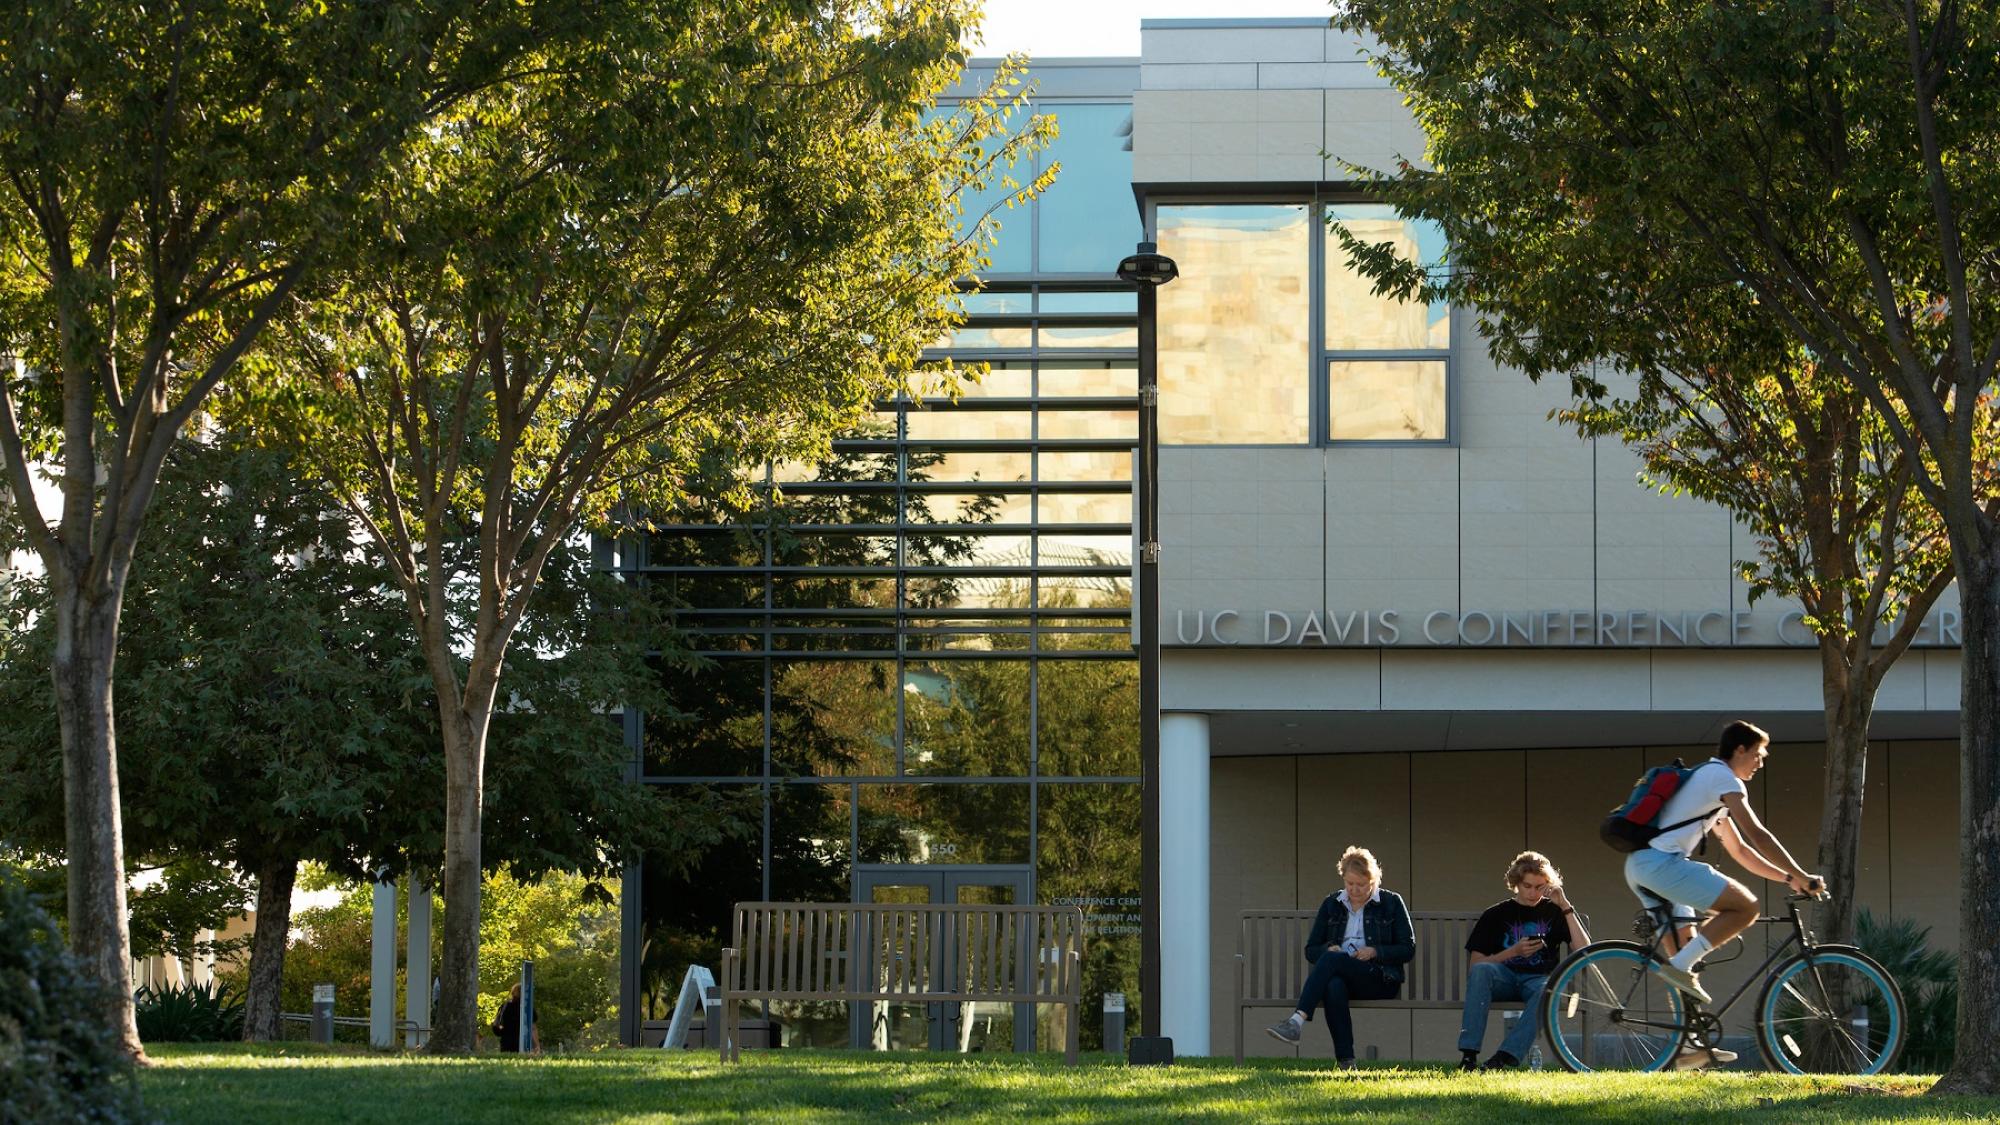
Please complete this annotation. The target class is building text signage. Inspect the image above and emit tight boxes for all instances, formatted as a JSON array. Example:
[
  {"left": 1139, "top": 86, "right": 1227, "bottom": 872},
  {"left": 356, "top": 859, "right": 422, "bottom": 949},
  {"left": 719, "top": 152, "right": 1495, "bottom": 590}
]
[{"left": 1172, "top": 607, "right": 1963, "bottom": 648}]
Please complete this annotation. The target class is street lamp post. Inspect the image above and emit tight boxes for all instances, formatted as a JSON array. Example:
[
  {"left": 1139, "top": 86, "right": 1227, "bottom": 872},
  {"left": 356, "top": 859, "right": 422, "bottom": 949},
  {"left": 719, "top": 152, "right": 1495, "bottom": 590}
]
[{"left": 1117, "top": 241, "right": 1177, "bottom": 1064}]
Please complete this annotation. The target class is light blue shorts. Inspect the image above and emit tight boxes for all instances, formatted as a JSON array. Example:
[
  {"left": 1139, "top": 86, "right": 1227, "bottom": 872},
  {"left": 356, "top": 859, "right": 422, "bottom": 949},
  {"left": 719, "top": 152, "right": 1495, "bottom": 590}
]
[{"left": 1624, "top": 848, "right": 1730, "bottom": 924}]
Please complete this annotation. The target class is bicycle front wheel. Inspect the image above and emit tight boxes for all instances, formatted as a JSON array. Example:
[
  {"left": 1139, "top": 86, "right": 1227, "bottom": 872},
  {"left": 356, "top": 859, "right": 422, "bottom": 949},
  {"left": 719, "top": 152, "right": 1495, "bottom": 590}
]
[
  {"left": 1755, "top": 944, "right": 1905, "bottom": 1075},
  {"left": 1541, "top": 940, "right": 1686, "bottom": 1073}
]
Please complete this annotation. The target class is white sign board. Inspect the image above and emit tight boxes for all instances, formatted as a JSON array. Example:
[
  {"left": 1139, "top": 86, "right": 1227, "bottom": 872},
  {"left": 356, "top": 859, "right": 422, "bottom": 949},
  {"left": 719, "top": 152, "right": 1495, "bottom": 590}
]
[{"left": 312, "top": 983, "right": 335, "bottom": 1004}]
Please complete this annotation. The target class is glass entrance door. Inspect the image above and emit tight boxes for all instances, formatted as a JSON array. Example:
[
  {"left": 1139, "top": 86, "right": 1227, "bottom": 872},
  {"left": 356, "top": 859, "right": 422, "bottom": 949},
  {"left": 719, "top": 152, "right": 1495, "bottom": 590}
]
[{"left": 852, "top": 865, "right": 1033, "bottom": 1052}]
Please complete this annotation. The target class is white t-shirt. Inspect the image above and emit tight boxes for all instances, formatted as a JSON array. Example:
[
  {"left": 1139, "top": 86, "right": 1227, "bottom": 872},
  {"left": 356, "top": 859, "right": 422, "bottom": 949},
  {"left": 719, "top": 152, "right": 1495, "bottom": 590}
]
[{"left": 1647, "top": 759, "right": 1748, "bottom": 856}]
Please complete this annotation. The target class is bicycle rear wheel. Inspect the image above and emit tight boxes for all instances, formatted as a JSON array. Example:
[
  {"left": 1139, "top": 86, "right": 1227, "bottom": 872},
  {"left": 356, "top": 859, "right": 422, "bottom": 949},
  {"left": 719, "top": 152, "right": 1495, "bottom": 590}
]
[
  {"left": 1541, "top": 940, "right": 1685, "bottom": 1073},
  {"left": 1755, "top": 944, "right": 1905, "bottom": 1075}
]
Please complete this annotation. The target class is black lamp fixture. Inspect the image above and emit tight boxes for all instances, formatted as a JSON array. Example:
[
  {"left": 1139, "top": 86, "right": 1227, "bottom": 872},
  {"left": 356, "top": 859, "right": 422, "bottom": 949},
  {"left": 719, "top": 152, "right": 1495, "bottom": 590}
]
[
  {"left": 1119, "top": 239, "right": 1177, "bottom": 1066},
  {"left": 1117, "top": 243, "right": 1180, "bottom": 287}
]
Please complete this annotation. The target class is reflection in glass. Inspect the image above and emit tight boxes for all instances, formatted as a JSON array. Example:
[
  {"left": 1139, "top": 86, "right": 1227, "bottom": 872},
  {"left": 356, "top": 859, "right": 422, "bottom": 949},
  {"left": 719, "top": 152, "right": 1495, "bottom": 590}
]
[
  {"left": 857, "top": 784, "right": 1030, "bottom": 863},
  {"left": 938, "top": 325, "right": 1033, "bottom": 350},
  {"left": 767, "top": 782, "right": 854, "bottom": 1046},
  {"left": 960, "top": 292, "right": 1033, "bottom": 315},
  {"left": 1038, "top": 291, "right": 1137, "bottom": 314},
  {"left": 911, "top": 533, "right": 1032, "bottom": 569},
  {"left": 768, "top": 625, "right": 897, "bottom": 654},
  {"left": 1037, "top": 662, "right": 1138, "bottom": 776},
  {"left": 1038, "top": 631, "right": 1131, "bottom": 653},
  {"left": 1038, "top": 362, "right": 1136, "bottom": 398},
  {"left": 644, "top": 658, "right": 765, "bottom": 776},
  {"left": 1038, "top": 534, "right": 1131, "bottom": 568},
  {"left": 1038, "top": 573, "right": 1130, "bottom": 610},
  {"left": 1327, "top": 360, "right": 1448, "bottom": 441},
  {"left": 646, "top": 527, "right": 762, "bottom": 567},
  {"left": 918, "top": 450, "right": 1031, "bottom": 484},
  {"left": 772, "top": 530, "right": 895, "bottom": 569},
  {"left": 1324, "top": 204, "right": 1451, "bottom": 351},
  {"left": 771, "top": 576, "right": 897, "bottom": 612},
  {"left": 1157, "top": 204, "right": 1311, "bottom": 444},
  {"left": 906, "top": 491, "right": 1031, "bottom": 525},
  {"left": 637, "top": 815, "right": 762, "bottom": 1025},
  {"left": 1039, "top": 325, "right": 1138, "bottom": 349},
  {"left": 770, "top": 660, "right": 896, "bottom": 775},
  {"left": 903, "top": 660, "right": 1030, "bottom": 775},
  {"left": 1038, "top": 450, "right": 1133, "bottom": 482},
  {"left": 903, "top": 629, "right": 1035, "bottom": 653},
  {"left": 911, "top": 362, "right": 1033, "bottom": 400},
  {"left": 1037, "top": 491, "right": 1133, "bottom": 525},
  {"left": 1038, "top": 104, "right": 1142, "bottom": 273},
  {"left": 906, "top": 575, "right": 1032, "bottom": 612},
  {"left": 904, "top": 408, "right": 1034, "bottom": 443},
  {"left": 1039, "top": 409, "right": 1136, "bottom": 441},
  {"left": 1036, "top": 782, "right": 1140, "bottom": 1050},
  {"left": 662, "top": 573, "right": 764, "bottom": 610},
  {"left": 949, "top": 104, "right": 1032, "bottom": 274}
]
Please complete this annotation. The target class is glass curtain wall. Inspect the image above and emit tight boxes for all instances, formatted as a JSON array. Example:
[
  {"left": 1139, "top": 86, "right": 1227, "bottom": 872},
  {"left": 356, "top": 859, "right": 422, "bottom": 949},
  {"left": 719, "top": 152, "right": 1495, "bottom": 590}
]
[{"left": 618, "top": 100, "right": 1144, "bottom": 1053}]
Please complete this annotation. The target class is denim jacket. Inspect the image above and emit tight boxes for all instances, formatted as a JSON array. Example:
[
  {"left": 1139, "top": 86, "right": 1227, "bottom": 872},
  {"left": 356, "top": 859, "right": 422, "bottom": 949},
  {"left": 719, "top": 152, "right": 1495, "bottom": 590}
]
[{"left": 1302, "top": 889, "right": 1417, "bottom": 986}]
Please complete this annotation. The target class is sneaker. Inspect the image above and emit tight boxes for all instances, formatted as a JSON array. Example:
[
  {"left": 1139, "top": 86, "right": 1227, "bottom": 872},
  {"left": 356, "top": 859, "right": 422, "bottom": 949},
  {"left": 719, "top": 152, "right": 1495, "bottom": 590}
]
[
  {"left": 1265, "top": 1018, "right": 1302, "bottom": 1046},
  {"left": 1481, "top": 1050, "right": 1520, "bottom": 1071},
  {"left": 1337, "top": 1057, "right": 1359, "bottom": 1070},
  {"left": 1672, "top": 1044, "right": 1738, "bottom": 1070},
  {"left": 1652, "top": 961, "right": 1713, "bottom": 1005},
  {"left": 1458, "top": 1050, "right": 1481, "bottom": 1072}
]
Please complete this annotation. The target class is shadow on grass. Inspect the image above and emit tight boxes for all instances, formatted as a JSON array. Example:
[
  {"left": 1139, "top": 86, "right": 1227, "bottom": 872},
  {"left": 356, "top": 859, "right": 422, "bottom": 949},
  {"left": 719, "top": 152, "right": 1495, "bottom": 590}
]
[{"left": 139, "top": 1046, "right": 1998, "bottom": 1125}]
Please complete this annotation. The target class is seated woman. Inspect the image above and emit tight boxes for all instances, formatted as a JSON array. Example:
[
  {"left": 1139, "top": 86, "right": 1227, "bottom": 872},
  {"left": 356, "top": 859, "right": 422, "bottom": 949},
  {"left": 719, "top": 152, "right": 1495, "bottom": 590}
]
[{"left": 1265, "top": 845, "right": 1415, "bottom": 1067}]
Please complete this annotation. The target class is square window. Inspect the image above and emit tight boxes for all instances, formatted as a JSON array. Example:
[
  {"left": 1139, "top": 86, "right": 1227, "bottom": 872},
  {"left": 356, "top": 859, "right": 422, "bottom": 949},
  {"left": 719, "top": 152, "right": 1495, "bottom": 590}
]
[{"left": 1326, "top": 359, "right": 1448, "bottom": 441}]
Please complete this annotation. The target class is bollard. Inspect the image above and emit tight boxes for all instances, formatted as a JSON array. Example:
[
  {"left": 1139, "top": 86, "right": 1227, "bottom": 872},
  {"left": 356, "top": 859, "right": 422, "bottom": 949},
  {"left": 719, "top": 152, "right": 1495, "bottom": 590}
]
[
  {"left": 519, "top": 961, "right": 536, "bottom": 1054},
  {"left": 1102, "top": 992, "right": 1126, "bottom": 1054},
  {"left": 311, "top": 983, "right": 335, "bottom": 1044}
]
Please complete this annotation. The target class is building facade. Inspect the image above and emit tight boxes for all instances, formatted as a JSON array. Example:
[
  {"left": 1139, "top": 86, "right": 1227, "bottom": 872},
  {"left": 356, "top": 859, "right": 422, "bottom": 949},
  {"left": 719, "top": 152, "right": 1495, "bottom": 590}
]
[{"left": 619, "top": 18, "right": 1964, "bottom": 1059}]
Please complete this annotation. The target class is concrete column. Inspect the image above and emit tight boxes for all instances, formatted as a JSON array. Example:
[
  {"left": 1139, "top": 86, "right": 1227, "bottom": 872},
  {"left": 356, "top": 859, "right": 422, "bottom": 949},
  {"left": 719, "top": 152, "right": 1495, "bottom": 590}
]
[
  {"left": 405, "top": 881, "right": 432, "bottom": 1048},
  {"left": 370, "top": 878, "right": 397, "bottom": 1048},
  {"left": 1160, "top": 711, "right": 1211, "bottom": 1055}
]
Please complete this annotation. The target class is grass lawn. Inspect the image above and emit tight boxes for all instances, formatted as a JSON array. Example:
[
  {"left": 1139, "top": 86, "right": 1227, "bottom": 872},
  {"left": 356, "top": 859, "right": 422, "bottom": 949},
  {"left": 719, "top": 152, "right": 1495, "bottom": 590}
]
[{"left": 138, "top": 1045, "right": 2000, "bottom": 1124}]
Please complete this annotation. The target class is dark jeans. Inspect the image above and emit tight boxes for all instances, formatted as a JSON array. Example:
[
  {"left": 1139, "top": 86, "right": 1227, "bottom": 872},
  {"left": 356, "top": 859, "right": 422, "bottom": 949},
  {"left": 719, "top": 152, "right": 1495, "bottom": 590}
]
[{"left": 1295, "top": 950, "right": 1399, "bottom": 1060}]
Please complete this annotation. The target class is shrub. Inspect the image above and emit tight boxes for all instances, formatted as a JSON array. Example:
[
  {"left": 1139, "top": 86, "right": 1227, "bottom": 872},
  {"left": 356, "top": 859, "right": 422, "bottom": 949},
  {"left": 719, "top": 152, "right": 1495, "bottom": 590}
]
[
  {"left": 134, "top": 982, "right": 246, "bottom": 1044},
  {"left": 1854, "top": 907, "right": 1957, "bottom": 1073},
  {"left": 0, "top": 871, "right": 146, "bottom": 1123}
]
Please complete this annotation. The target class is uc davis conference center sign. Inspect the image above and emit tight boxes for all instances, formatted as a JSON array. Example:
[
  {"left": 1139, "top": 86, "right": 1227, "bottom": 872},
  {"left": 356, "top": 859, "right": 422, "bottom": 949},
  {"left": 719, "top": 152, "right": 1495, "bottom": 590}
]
[{"left": 1172, "top": 607, "right": 1966, "bottom": 648}]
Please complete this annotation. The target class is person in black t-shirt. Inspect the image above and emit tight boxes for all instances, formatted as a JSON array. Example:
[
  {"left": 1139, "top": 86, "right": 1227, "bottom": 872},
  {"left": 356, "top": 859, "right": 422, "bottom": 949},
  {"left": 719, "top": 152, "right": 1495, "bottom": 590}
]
[{"left": 1457, "top": 851, "right": 1577, "bottom": 1071}]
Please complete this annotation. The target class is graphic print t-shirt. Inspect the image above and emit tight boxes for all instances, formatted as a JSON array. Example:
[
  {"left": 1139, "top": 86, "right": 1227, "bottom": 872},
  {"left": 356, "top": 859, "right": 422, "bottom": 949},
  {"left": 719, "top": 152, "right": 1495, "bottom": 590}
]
[{"left": 1464, "top": 899, "right": 1573, "bottom": 974}]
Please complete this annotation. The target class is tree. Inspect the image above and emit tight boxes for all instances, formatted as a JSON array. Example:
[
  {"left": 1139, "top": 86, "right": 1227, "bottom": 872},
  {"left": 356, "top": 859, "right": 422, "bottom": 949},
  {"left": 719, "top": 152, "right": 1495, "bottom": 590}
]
[
  {"left": 0, "top": 432, "right": 730, "bottom": 1044},
  {"left": 0, "top": 0, "right": 596, "bottom": 1054},
  {"left": 1327, "top": 140, "right": 1973, "bottom": 955},
  {"left": 263, "top": 1, "right": 1051, "bottom": 1050},
  {"left": 0, "top": 434, "right": 438, "bottom": 1042},
  {"left": 1333, "top": 0, "right": 2000, "bottom": 1092}
]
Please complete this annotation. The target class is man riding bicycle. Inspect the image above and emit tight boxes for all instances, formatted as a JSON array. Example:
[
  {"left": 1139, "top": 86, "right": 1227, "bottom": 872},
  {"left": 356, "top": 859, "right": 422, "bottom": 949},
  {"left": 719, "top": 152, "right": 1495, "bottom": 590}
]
[{"left": 1625, "top": 719, "right": 1822, "bottom": 1068}]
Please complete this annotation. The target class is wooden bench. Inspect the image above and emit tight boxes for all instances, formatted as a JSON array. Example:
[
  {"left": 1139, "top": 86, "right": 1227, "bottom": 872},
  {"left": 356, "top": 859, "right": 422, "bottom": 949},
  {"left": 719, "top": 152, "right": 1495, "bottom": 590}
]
[
  {"left": 718, "top": 901, "right": 1086, "bottom": 1064},
  {"left": 1234, "top": 910, "right": 1533, "bottom": 1062}
]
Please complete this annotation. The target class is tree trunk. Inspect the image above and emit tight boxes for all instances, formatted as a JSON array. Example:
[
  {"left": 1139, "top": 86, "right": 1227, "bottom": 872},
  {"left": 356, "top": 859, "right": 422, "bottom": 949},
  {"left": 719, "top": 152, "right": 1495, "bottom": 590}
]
[
  {"left": 425, "top": 707, "right": 490, "bottom": 1053},
  {"left": 1814, "top": 667, "right": 1876, "bottom": 949},
  {"left": 1935, "top": 549, "right": 2000, "bottom": 1095},
  {"left": 49, "top": 578, "right": 144, "bottom": 1061},
  {"left": 241, "top": 856, "right": 298, "bottom": 1042}
]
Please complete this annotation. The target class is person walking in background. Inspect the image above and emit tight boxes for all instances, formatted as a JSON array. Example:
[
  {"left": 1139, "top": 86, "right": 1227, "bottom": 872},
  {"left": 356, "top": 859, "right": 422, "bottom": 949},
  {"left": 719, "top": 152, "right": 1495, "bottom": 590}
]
[
  {"left": 491, "top": 982, "right": 540, "bottom": 1053},
  {"left": 1264, "top": 846, "right": 1416, "bottom": 1068},
  {"left": 1458, "top": 851, "right": 1578, "bottom": 1071}
]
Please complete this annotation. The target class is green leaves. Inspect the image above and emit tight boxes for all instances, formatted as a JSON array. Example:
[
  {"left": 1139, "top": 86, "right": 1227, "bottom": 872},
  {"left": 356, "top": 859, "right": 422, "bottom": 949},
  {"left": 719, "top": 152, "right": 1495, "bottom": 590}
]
[{"left": 1335, "top": 0, "right": 1986, "bottom": 664}]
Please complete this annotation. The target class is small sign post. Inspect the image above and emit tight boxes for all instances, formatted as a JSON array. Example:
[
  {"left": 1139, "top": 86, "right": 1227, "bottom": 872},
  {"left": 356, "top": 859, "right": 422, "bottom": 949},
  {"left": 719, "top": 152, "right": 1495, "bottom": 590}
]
[
  {"left": 311, "top": 983, "right": 335, "bottom": 1044},
  {"left": 1102, "top": 992, "right": 1126, "bottom": 1055}
]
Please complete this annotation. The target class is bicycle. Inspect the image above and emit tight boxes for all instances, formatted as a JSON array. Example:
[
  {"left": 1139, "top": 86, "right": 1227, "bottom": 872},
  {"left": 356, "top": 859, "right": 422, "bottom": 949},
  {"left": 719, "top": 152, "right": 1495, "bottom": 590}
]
[{"left": 1537, "top": 892, "right": 1905, "bottom": 1074}]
